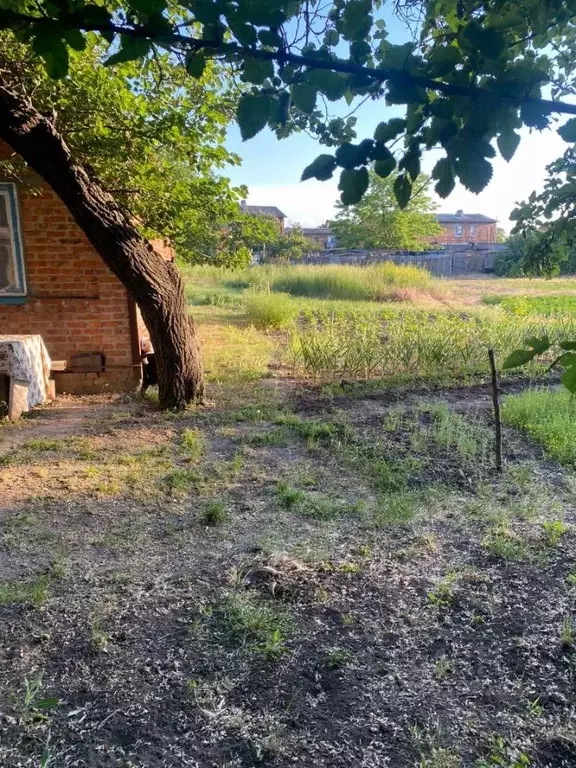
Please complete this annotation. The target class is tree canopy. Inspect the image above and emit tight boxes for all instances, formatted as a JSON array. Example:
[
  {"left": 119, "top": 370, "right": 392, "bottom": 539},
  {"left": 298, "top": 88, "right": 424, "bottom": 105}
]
[
  {"left": 2, "top": 0, "right": 576, "bottom": 216},
  {"left": 0, "top": 32, "right": 251, "bottom": 263},
  {"left": 329, "top": 171, "right": 440, "bottom": 250}
]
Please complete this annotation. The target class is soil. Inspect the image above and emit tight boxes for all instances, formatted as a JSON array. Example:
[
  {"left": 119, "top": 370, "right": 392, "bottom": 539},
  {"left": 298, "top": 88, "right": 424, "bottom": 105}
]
[{"left": 0, "top": 380, "right": 575, "bottom": 767}]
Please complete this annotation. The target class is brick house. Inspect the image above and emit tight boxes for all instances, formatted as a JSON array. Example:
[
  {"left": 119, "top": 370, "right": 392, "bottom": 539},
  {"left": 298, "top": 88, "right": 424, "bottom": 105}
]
[
  {"left": 0, "top": 141, "right": 170, "bottom": 394},
  {"left": 298, "top": 227, "right": 337, "bottom": 250},
  {"left": 428, "top": 210, "right": 497, "bottom": 246},
  {"left": 240, "top": 201, "right": 286, "bottom": 232}
]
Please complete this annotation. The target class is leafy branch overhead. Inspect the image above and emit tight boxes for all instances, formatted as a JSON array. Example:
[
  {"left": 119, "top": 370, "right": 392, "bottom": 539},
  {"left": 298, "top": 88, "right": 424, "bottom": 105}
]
[
  {"left": 3, "top": 0, "right": 576, "bottom": 208},
  {"left": 503, "top": 336, "right": 576, "bottom": 393}
]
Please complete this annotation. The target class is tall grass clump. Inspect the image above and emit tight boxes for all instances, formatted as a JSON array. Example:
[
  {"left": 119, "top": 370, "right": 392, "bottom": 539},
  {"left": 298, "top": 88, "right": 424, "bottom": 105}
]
[
  {"left": 266, "top": 262, "right": 436, "bottom": 301},
  {"left": 289, "top": 307, "right": 576, "bottom": 381},
  {"left": 245, "top": 292, "right": 297, "bottom": 330},
  {"left": 502, "top": 388, "right": 576, "bottom": 465},
  {"left": 483, "top": 295, "right": 576, "bottom": 316}
]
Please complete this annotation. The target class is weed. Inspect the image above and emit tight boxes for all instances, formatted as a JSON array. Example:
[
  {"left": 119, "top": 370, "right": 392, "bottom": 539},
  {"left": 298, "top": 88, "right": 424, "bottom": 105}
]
[
  {"left": 481, "top": 524, "right": 529, "bottom": 562},
  {"left": 276, "top": 481, "right": 305, "bottom": 508},
  {"left": 200, "top": 500, "right": 228, "bottom": 527},
  {"left": 90, "top": 618, "right": 110, "bottom": 653},
  {"left": 373, "top": 490, "right": 418, "bottom": 526},
  {"left": 428, "top": 573, "right": 457, "bottom": 609},
  {"left": 542, "top": 520, "right": 568, "bottom": 547},
  {"left": 0, "top": 575, "right": 49, "bottom": 606},
  {"left": 325, "top": 648, "right": 354, "bottom": 669},
  {"left": 165, "top": 468, "right": 202, "bottom": 495},
  {"left": 561, "top": 615, "right": 575, "bottom": 649},
  {"left": 182, "top": 428, "right": 205, "bottom": 461},
  {"left": 245, "top": 291, "right": 297, "bottom": 330},
  {"left": 14, "top": 673, "right": 59, "bottom": 728},
  {"left": 567, "top": 572, "right": 576, "bottom": 586},
  {"left": 434, "top": 657, "right": 453, "bottom": 681},
  {"left": 339, "top": 561, "right": 361, "bottom": 574},
  {"left": 219, "top": 592, "right": 291, "bottom": 659},
  {"left": 22, "top": 438, "right": 67, "bottom": 452},
  {"left": 411, "top": 724, "right": 461, "bottom": 768},
  {"left": 502, "top": 388, "right": 576, "bottom": 465},
  {"left": 475, "top": 734, "right": 531, "bottom": 767},
  {"left": 341, "top": 612, "right": 356, "bottom": 626},
  {"left": 245, "top": 427, "right": 291, "bottom": 447}
]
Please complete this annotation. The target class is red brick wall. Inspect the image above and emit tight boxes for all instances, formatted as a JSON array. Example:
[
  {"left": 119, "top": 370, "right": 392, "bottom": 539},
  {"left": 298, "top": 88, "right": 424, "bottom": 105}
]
[
  {"left": 428, "top": 222, "right": 497, "bottom": 246},
  {"left": 0, "top": 149, "right": 141, "bottom": 391}
]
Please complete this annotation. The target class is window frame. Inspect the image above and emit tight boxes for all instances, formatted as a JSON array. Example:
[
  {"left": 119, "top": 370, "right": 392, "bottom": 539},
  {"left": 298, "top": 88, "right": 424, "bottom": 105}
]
[
  {"left": 0, "top": 183, "right": 27, "bottom": 302},
  {"left": 469, "top": 224, "right": 476, "bottom": 237},
  {"left": 454, "top": 224, "right": 463, "bottom": 237}
]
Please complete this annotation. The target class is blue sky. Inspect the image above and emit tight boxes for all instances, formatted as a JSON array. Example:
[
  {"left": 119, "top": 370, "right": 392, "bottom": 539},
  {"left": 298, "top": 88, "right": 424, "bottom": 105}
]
[{"left": 223, "top": 9, "right": 569, "bottom": 230}]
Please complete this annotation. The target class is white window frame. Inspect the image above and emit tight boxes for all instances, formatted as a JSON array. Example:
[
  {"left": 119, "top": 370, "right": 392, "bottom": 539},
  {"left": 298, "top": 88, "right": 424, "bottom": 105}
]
[
  {"left": 469, "top": 224, "right": 476, "bottom": 237},
  {"left": 454, "top": 224, "right": 463, "bottom": 237},
  {"left": 0, "top": 183, "right": 27, "bottom": 300}
]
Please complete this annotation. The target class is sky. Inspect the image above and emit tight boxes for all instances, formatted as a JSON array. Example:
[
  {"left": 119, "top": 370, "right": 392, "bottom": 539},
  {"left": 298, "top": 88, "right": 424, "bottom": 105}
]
[{"left": 222, "top": 7, "right": 570, "bottom": 232}]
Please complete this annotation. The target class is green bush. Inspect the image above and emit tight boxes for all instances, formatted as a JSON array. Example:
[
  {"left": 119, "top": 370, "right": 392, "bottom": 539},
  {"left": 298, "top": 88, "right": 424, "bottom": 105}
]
[{"left": 245, "top": 292, "right": 297, "bottom": 330}]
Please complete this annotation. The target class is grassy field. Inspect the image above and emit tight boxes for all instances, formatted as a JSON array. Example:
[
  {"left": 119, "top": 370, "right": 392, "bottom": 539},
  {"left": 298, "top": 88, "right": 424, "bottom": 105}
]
[{"left": 1, "top": 264, "right": 576, "bottom": 767}]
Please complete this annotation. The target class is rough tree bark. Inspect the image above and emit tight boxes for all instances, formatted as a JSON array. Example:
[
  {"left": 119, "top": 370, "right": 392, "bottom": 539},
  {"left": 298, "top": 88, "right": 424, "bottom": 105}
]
[{"left": 0, "top": 76, "right": 204, "bottom": 410}]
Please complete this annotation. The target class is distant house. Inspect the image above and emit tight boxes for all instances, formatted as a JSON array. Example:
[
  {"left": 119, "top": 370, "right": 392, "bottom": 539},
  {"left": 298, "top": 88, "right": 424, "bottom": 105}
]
[
  {"left": 430, "top": 210, "right": 497, "bottom": 246},
  {"left": 240, "top": 201, "right": 286, "bottom": 232},
  {"left": 298, "top": 227, "right": 338, "bottom": 250}
]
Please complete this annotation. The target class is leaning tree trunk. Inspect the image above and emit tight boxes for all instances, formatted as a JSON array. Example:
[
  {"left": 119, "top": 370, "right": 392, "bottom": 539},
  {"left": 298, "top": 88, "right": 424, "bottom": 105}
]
[{"left": 0, "top": 77, "right": 203, "bottom": 410}]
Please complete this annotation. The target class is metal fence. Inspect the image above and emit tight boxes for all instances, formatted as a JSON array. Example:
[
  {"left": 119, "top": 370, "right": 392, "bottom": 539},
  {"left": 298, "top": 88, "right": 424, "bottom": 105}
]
[{"left": 299, "top": 246, "right": 505, "bottom": 276}]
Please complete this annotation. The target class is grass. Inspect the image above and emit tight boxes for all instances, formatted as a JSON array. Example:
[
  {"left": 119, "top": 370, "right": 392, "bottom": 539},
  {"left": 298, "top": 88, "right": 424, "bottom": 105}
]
[
  {"left": 502, "top": 388, "right": 576, "bottom": 465},
  {"left": 484, "top": 294, "right": 576, "bottom": 315},
  {"left": 245, "top": 291, "right": 297, "bottom": 330},
  {"left": 181, "top": 428, "right": 205, "bottom": 461},
  {"left": 219, "top": 592, "right": 291, "bottom": 658},
  {"left": 0, "top": 575, "right": 50, "bottom": 606},
  {"left": 200, "top": 500, "right": 228, "bottom": 526}
]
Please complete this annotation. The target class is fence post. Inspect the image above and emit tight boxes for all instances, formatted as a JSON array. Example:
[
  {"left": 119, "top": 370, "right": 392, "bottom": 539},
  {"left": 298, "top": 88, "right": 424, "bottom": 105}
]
[{"left": 488, "top": 349, "right": 503, "bottom": 472}]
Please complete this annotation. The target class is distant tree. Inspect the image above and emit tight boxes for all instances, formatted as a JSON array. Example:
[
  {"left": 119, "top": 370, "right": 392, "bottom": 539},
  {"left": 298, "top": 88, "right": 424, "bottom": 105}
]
[
  {"left": 496, "top": 228, "right": 507, "bottom": 243},
  {"left": 263, "top": 226, "right": 309, "bottom": 263},
  {"left": 328, "top": 173, "right": 441, "bottom": 251},
  {"left": 494, "top": 232, "right": 576, "bottom": 277}
]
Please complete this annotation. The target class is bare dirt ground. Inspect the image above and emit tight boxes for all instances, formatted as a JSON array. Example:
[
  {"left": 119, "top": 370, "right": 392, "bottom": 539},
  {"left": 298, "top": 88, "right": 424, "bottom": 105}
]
[{"left": 1, "top": 380, "right": 575, "bottom": 767}]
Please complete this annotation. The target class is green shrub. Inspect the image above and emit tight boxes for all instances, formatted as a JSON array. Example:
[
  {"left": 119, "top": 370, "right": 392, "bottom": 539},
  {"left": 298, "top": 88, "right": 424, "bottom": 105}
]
[{"left": 245, "top": 292, "right": 297, "bottom": 330}]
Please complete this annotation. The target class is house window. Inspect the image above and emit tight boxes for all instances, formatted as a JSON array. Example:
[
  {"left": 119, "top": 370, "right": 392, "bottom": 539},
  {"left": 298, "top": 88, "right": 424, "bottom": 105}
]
[
  {"left": 454, "top": 224, "right": 463, "bottom": 237},
  {"left": 469, "top": 224, "right": 476, "bottom": 237},
  {"left": 0, "top": 183, "right": 26, "bottom": 299}
]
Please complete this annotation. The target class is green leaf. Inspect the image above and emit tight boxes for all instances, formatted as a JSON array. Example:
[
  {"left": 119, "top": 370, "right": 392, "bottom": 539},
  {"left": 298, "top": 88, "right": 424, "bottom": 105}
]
[
  {"left": 427, "top": 46, "right": 461, "bottom": 77},
  {"left": 374, "top": 156, "right": 396, "bottom": 178},
  {"left": 301, "top": 154, "right": 337, "bottom": 182},
  {"left": 372, "top": 143, "right": 394, "bottom": 162},
  {"left": 63, "top": 29, "right": 86, "bottom": 51},
  {"left": 455, "top": 154, "right": 493, "bottom": 193},
  {"left": 399, "top": 149, "right": 421, "bottom": 181},
  {"left": 290, "top": 83, "right": 317, "bottom": 113},
  {"left": 130, "top": 0, "right": 166, "bottom": 15},
  {"left": 497, "top": 129, "right": 521, "bottom": 162},
  {"left": 104, "top": 35, "right": 151, "bottom": 67},
  {"left": 43, "top": 43, "right": 70, "bottom": 79},
  {"left": 373, "top": 118, "right": 406, "bottom": 143},
  {"left": 461, "top": 23, "right": 506, "bottom": 59},
  {"left": 502, "top": 349, "right": 538, "bottom": 369},
  {"left": 308, "top": 70, "right": 348, "bottom": 102},
  {"left": 236, "top": 93, "right": 273, "bottom": 140},
  {"left": 338, "top": 167, "right": 369, "bottom": 206},
  {"left": 36, "top": 697, "right": 59, "bottom": 710},
  {"left": 324, "top": 29, "right": 339, "bottom": 46},
  {"left": 432, "top": 157, "right": 455, "bottom": 198},
  {"left": 430, "top": 99, "right": 454, "bottom": 120},
  {"left": 562, "top": 364, "right": 576, "bottom": 393},
  {"left": 521, "top": 102, "right": 549, "bottom": 130},
  {"left": 258, "top": 29, "right": 282, "bottom": 47},
  {"left": 335, "top": 143, "right": 360, "bottom": 169},
  {"left": 242, "top": 56, "right": 274, "bottom": 85},
  {"left": 558, "top": 118, "right": 576, "bottom": 143},
  {"left": 559, "top": 340, "right": 576, "bottom": 351},
  {"left": 524, "top": 336, "right": 550, "bottom": 354},
  {"left": 394, "top": 174, "right": 412, "bottom": 209},
  {"left": 185, "top": 51, "right": 206, "bottom": 78}
]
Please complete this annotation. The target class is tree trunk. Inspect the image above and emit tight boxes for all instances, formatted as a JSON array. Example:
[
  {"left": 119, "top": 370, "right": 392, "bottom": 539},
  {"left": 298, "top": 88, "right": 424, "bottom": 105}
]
[{"left": 0, "top": 77, "right": 204, "bottom": 410}]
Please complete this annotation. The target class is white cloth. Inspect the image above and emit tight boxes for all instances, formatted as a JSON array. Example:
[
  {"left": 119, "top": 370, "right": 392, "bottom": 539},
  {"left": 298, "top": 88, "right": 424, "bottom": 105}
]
[{"left": 0, "top": 335, "right": 51, "bottom": 408}]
